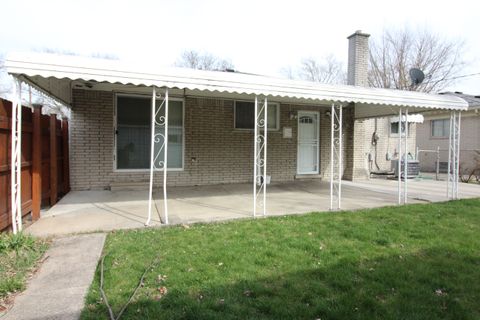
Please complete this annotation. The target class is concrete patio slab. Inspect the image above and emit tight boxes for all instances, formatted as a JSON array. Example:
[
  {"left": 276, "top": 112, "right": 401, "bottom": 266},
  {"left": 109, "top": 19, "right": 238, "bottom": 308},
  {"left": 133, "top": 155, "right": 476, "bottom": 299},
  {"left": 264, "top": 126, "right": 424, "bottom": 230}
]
[
  {"left": 3, "top": 233, "right": 105, "bottom": 320},
  {"left": 25, "top": 179, "right": 479, "bottom": 237},
  {"left": 345, "top": 178, "right": 480, "bottom": 202}
]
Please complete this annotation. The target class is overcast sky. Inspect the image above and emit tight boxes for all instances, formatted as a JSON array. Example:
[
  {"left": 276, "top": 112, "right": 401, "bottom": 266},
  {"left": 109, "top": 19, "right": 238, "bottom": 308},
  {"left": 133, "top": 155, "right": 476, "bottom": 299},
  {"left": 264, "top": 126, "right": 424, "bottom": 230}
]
[{"left": 1, "top": 0, "right": 478, "bottom": 93}]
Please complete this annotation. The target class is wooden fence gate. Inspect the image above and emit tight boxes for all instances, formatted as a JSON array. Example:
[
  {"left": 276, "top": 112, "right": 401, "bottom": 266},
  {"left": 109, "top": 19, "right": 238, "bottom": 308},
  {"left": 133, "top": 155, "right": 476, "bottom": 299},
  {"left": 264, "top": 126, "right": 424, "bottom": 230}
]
[{"left": 0, "top": 98, "right": 69, "bottom": 231}]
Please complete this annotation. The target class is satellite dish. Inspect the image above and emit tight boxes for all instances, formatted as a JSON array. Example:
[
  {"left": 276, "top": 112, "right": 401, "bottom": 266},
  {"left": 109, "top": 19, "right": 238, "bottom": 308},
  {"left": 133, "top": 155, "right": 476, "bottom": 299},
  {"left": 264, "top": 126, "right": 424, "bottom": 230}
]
[{"left": 409, "top": 68, "right": 425, "bottom": 86}]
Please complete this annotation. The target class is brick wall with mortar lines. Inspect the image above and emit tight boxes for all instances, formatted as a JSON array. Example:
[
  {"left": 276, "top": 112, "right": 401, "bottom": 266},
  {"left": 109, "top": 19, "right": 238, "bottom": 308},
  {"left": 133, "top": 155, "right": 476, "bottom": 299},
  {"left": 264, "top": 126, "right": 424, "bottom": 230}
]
[
  {"left": 70, "top": 89, "right": 339, "bottom": 190},
  {"left": 342, "top": 105, "right": 363, "bottom": 180},
  {"left": 70, "top": 90, "right": 113, "bottom": 190}
]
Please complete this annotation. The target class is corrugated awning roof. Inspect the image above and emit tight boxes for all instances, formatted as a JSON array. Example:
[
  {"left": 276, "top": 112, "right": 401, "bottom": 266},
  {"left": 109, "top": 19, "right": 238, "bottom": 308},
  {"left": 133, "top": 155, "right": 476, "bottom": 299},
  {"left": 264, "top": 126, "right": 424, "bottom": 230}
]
[
  {"left": 390, "top": 114, "right": 424, "bottom": 123},
  {"left": 4, "top": 52, "right": 468, "bottom": 111}
]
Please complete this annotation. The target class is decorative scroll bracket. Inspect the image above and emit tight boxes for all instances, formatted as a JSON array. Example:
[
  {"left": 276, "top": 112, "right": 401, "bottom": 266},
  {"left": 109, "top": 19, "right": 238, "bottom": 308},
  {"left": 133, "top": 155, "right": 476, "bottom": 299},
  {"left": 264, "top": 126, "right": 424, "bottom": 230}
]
[
  {"left": 447, "top": 111, "right": 461, "bottom": 200},
  {"left": 10, "top": 77, "right": 23, "bottom": 233},
  {"left": 397, "top": 108, "right": 409, "bottom": 205},
  {"left": 330, "top": 103, "right": 343, "bottom": 211},
  {"left": 253, "top": 96, "right": 268, "bottom": 217},
  {"left": 146, "top": 88, "right": 169, "bottom": 226}
]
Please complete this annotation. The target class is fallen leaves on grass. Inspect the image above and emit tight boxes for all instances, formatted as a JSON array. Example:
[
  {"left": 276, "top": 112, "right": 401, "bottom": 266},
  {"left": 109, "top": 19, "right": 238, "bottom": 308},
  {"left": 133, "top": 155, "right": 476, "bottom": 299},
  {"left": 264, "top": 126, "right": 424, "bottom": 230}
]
[
  {"left": 435, "top": 289, "right": 448, "bottom": 297},
  {"left": 243, "top": 290, "right": 252, "bottom": 297},
  {"left": 153, "top": 286, "right": 168, "bottom": 301}
]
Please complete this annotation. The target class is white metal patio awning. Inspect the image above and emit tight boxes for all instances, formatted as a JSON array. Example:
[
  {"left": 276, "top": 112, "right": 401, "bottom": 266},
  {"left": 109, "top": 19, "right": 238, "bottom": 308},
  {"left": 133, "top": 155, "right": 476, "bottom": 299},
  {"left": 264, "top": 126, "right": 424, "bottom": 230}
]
[
  {"left": 390, "top": 114, "right": 424, "bottom": 123},
  {"left": 4, "top": 52, "right": 468, "bottom": 112}
]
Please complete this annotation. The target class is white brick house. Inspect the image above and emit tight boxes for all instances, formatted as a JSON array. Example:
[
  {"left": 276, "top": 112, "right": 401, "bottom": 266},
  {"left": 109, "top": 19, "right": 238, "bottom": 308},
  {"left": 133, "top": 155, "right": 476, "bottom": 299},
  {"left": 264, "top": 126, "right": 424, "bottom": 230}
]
[{"left": 4, "top": 35, "right": 467, "bottom": 202}]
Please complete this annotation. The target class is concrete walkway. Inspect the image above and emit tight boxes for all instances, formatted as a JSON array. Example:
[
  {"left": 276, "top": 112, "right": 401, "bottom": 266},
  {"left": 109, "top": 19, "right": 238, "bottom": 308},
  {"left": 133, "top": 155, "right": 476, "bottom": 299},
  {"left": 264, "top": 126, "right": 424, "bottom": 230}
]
[{"left": 3, "top": 233, "right": 105, "bottom": 320}]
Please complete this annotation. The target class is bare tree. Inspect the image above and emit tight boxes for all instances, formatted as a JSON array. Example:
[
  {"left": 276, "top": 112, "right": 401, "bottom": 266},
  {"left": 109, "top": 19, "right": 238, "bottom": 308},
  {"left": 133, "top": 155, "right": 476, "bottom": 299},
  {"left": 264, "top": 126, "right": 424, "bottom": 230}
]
[
  {"left": 175, "top": 50, "right": 234, "bottom": 71},
  {"left": 282, "top": 55, "right": 346, "bottom": 84},
  {"left": 0, "top": 55, "right": 13, "bottom": 97},
  {"left": 369, "top": 28, "right": 466, "bottom": 93}
]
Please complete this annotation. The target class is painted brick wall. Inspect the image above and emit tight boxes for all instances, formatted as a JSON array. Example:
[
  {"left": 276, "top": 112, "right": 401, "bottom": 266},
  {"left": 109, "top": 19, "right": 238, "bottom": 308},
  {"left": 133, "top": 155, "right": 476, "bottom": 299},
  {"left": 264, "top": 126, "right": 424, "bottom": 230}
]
[
  {"left": 362, "top": 118, "right": 417, "bottom": 173},
  {"left": 70, "top": 89, "right": 341, "bottom": 190},
  {"left": 344, "top": 112, "right": 417, "bottom": 179}
]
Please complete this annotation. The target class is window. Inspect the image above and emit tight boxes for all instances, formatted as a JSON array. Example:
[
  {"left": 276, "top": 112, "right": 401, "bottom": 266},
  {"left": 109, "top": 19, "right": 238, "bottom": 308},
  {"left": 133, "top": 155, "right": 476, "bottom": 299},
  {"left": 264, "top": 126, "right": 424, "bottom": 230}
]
[
  {"left": 234, "top": 101, "right": 280, "bottom": 130},
  {"left": 431, "top": 119, "right": 450, "bottom": 137},
  {"left": 390, "top": 121, "right": 410, "bottom": 136},
  {"left": 116, "top": 95, "right": 183, "bottom": 170}
]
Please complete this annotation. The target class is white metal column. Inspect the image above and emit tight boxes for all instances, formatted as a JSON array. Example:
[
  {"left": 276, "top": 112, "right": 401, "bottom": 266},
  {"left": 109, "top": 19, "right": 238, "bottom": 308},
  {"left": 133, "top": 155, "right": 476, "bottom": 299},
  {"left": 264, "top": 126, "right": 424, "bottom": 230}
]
[
  {"left": 397, "top": 108, "right": 409, "bottom": 205},
  {"left": 146, "top": 88, "right": 169, "bottom": 226},
  {"left": 253, "top": 96, "right": 268, "bottom": 217},
  {"left": 10, "top": 78, "right": 23, "bottom": 233},
  {"left": 447, "top": 111, "right": 461, "bottom": 200},
  {"left": 456, "top": 112, "right": 462, "bottom": 199},
  {"left": 398, "top": 109, "right": 402, "bottom": 205},
  {"left": 403, "top": 108, "right": 409, "bottom": 203},
  {"left": 329, "top": 103, "right": 342, "bottom": 211}
]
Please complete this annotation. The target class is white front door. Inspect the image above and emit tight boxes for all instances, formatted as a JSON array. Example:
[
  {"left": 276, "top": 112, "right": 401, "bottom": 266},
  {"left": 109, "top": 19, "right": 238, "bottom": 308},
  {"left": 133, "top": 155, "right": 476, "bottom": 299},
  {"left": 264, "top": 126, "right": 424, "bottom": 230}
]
[{"left": 297, "top": 111, "right": 320, "bottom": 174}]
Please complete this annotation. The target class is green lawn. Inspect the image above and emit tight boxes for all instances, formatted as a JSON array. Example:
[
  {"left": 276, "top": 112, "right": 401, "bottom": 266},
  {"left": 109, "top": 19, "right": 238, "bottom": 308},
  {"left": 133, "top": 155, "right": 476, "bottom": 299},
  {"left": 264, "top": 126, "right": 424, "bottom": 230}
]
[
  {"left": 82, "top": 199, "right": 480, "bottom": 320},
  {"left": 0, "top": 233, "right": 48, "bottom": 301}
]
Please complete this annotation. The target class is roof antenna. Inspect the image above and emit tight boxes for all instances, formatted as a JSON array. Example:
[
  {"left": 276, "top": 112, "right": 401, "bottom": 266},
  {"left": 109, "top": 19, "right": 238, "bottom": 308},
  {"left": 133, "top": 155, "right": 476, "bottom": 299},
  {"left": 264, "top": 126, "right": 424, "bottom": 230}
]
[{"left": 409, "top": 68, "right": 425, "bottom": 90}]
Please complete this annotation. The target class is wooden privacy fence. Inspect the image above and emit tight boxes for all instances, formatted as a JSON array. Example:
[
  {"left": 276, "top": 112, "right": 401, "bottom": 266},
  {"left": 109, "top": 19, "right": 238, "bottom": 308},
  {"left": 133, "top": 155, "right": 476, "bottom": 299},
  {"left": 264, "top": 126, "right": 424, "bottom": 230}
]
[{"left": 0, "top": 98, "right": 70, "bottom": 231}]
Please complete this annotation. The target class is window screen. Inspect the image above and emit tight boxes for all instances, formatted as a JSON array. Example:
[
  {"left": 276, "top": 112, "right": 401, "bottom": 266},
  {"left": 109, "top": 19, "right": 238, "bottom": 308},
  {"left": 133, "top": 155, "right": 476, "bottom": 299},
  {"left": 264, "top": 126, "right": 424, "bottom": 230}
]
[
  {"left": 116, "top": 96, "right": 183, "bottom": 170},
  {"left": 234, "top": 101, "right": 279, "bottom": 129}
]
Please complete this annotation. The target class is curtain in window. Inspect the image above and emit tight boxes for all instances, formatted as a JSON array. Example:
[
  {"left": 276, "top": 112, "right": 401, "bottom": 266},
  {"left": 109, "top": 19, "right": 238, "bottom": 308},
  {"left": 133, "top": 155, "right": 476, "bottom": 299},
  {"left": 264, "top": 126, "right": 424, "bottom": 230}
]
[{"left": 116, "top": 96, "right": 183, "bottom": 170}]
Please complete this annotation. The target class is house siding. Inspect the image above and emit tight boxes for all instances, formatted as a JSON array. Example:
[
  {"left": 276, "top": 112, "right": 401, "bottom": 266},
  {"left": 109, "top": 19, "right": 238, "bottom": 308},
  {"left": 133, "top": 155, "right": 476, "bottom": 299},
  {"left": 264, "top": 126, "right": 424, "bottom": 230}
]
[
  {"left": 417, "top": 115, "right": 480, "bottom": 173},
  {"left": 70, "top": 89, "right": 338, "bottom": 190}
]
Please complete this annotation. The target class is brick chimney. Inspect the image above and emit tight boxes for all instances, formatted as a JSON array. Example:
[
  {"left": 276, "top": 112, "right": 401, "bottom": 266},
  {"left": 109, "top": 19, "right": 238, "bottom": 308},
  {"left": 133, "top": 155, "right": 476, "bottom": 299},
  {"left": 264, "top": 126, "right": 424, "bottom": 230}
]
[
  {"left": 347, "top": 30, "right": 370, "bottom": 87},
  {"left": 343, "top": 30, "right": 371, "bottom": 181}
]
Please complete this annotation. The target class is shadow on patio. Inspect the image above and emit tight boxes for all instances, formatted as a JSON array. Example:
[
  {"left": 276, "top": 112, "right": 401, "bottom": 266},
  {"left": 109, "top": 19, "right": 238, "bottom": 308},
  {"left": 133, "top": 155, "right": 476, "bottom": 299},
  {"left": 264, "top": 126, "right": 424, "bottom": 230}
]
[{"left": 25, "top": 179, "right": 480, "bottom": 237}]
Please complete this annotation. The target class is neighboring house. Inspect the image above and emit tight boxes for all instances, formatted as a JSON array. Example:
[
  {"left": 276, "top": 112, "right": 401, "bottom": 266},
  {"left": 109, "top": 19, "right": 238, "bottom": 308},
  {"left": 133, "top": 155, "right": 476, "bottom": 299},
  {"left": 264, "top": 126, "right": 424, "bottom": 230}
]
[
  {"left": 417, "top": 92, "right": 480, "bottom": 175},
  {"left": 4, "top": 31, "right": 467, "bottom": 193}
]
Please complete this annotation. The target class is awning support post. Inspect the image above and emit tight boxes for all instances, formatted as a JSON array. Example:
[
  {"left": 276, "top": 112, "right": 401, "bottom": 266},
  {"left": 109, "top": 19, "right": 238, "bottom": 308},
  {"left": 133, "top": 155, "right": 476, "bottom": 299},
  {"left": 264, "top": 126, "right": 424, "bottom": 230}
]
[
  {"left": 447, "top": 111, "right": 461, "bottom": 200},
  {"left": 397, "top": 108, "right": 401, "bottom": 204},
  {"left": 253, "top": 96, "right": 268, "bottom": 217},
  {"left": 146, "top": 87, "right": 169, "bottom": 226},
  {"left": 10, "top": 78, "right": 23, "bottom": 233},
  {"left": 403, "top": 108, "right": 408, "bottom": 203},
  {"left": 456, "top": 112, "right": 461, "bottom": 198},
  {"left": 396, "top": 108, "right": 410, "bottom": 205},
  {"left": 329, "top": 103, "right": 342, "bottom": 211}
]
